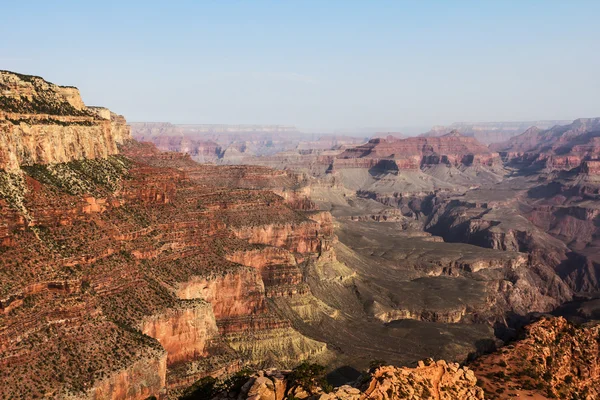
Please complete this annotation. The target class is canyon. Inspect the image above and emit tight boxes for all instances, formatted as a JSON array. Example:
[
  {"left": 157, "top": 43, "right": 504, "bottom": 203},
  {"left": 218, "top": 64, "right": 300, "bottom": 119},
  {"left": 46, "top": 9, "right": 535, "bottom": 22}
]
[
  {"left": 2, "top": 70, "right": 600, "bottom": 400},
  {"left": 422, "top": 120, "right": 571, "bottom": 145},
  {"left": 130, "top": 122, "right": 366, "bottom": 165}
]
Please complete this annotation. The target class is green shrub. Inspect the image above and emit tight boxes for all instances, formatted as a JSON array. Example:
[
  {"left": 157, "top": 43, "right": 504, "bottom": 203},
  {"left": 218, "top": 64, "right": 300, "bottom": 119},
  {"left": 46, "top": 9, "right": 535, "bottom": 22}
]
[
  {"left": 287, "top": 362, "right": 329, "bottom": 394},
  {"left": 179, "top": 376, "right": 218, "bottom": 400}
]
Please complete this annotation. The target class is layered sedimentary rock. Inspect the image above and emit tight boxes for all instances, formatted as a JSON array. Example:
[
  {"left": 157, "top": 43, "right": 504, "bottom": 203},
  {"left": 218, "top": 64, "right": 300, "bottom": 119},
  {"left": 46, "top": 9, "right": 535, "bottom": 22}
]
[
  {"left": 310, "top": 133, "right": 507, "bottom": 213},
  {"left": 0, "top": 146, "right": 332, "bottom": 398},
  {"left": 130, "top": 122, "right": 223, "bottom": 162},
  {"left": 492, "top": 118, "right": 600, "bottom": 170},
  {"left": 335, "top": 132, "right": 500, "bottom": 171},
  {"left": 0, "top": 72, "right": 335, "bottom": 399},
  {"left": 423, "top": 120, "right": 570, "bottom": 145},
  {"left": 86, "top": 352, "right": 167, "bottom": 400},
  {"left": 582, "top": 160, "right": 600, "bottom": 175},
  {"left": 470, "top": 316, "right": 600, "bottom": 399},
  {"left": 141, "top": 300, "right": 219, "bottom": 365},
  {"left": 130, "top": 122, "right": 366, "bottom": 168},
  {"left": 0, "top": 71, "right": 130, "bottom": 171},
  {"left": 130, "top": 122, "right": 304, "bottom": 163}
]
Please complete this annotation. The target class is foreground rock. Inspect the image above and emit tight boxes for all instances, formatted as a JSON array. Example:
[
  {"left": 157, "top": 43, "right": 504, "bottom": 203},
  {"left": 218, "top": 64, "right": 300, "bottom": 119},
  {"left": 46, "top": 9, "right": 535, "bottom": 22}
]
[
  {"left": 470, "top": 316, "right": 600, "bottom": 399},
  {"left": 213, "top": 361, "right": 484, "bottom": 400}
]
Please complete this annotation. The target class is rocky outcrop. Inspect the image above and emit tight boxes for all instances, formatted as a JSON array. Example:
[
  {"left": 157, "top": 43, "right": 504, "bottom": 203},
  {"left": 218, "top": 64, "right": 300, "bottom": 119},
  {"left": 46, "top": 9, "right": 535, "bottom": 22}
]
[
  {"left": 141, "top": 300, "right": 219, "bottom": 365},
  {"left": 582, "top": 160, "right": 600, "bottom": 175},
  {"left": 214, "top": 361, "right": 483, "bottom": 400},
  {"left": 470, "top": 316, "right": 600, "bottom": 399},
  {"left": 176, "top": 268, "right": 266, "bottom": 320},
  {"left": 361, "top": 361, "right": 483, "bottom": 400},
  {"left": 0, "top": 71, "right": 131, "bottom": 171}
]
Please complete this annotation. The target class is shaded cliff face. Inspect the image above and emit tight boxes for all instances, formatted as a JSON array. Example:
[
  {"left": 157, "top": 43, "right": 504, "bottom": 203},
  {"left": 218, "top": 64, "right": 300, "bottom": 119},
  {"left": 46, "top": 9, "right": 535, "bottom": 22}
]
[
  {"left": 470, "top": 317, "right": 600, "bottom": 399},
  {"left": 0, "top": 71, "right": 131, "bottom": 171},
  {"left": 423, "top": 163, "right": 600, "bottom": 300}
]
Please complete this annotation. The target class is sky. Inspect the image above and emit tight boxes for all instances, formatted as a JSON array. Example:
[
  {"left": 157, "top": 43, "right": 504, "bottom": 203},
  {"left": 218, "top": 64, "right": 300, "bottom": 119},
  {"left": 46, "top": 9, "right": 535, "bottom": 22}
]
[{"left": 1, "top": 1, "right": 599, "bottom": 133}]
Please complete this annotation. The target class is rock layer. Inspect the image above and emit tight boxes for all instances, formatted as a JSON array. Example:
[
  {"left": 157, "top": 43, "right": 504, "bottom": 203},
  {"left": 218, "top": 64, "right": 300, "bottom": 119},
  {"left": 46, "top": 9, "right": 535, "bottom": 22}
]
[
  {"left": 0, "top": 71, "right": 131, "bottom": 171},
  {"left": 470, "top": 316, "right": 600, "bottom": 399}
]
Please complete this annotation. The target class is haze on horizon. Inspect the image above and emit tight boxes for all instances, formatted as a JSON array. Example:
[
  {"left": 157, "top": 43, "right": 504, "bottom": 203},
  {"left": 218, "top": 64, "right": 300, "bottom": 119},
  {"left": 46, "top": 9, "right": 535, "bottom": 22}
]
[{"left": 2, "top": 0, "right": 599, "bottom": 133}]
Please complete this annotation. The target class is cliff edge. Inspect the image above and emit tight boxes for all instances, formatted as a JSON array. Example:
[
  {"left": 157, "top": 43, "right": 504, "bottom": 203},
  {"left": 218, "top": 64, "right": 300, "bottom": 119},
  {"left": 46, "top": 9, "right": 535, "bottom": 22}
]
[{"left": 0, "top": 70, "right": 130, "bottom": 171}]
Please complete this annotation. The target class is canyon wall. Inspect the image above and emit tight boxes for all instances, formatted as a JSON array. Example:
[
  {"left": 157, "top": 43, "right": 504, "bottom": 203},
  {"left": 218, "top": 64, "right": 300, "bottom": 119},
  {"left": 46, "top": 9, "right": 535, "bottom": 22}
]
[
  {"left": 0, "top": 72, "right": 335, "bottom": 399},
  {"left": 423, "top": 120, "right": 571, "bottom": 144},
  {"left": 334, "top": 132, "right": 500, "bottom": 170},
  {"left": 492, "top": 118, "right": 600, "bottom": 170},
  {"left": 0, "top": 71, "right": 131, "bottom": 171}
]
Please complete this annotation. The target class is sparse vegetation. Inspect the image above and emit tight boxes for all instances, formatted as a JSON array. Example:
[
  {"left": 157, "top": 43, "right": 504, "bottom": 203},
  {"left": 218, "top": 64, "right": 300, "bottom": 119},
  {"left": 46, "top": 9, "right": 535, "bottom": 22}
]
[{"left": 287, "top": 362, "right": 331, "bottom": 394}]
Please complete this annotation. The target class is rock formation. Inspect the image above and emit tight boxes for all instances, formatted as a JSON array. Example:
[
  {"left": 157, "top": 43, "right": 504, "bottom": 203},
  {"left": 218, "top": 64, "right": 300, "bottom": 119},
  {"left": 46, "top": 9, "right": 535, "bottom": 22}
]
[
  {"left": 470, "top": 316, "right": 600, "bottom": 399},
  {"left": 212, "top": 360, "right": 483, "bottom": 400},
  {"left": 334, "top": 132, "right": 500, "bottom": 170},
  {"left": 3, "top": 71, "right": 600, "bottom": 400},
  {"left": 0, "top": 71, "right": 130, "bottom": 171},
  {"left": 422, "top": 120, "right": 570, "bottom": 145},
  {"left": 491, "top": 118, "right": 600, "bottom": 170},
  {"left": 130, "top": 122, "right": 366, "bottom": 167},
  {"left": 0, "top": 73, "right": 335, "bottom": 399}
]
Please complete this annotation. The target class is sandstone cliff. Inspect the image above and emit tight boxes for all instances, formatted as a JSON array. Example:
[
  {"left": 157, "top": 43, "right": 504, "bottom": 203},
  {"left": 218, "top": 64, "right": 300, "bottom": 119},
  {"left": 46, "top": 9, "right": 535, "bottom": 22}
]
[{"left": 0, "top": 71, "right": 131, "bottom": 171}]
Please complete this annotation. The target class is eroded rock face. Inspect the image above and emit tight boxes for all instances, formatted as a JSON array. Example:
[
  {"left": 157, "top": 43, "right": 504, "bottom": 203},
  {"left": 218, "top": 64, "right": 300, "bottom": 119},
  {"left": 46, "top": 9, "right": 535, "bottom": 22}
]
[
  {"left": 84, "top": 352, "right": 167, "bottom": 400},
  {"left": 232, "top": 221, "right": 327, "bottom": 254},
  {"left": 492, "top": 118, "right": 600, "bottom": 170},
  {"left": 176, "top": 268, "right": 266, "bottom": 320},
  {"left": 131, "top": 122, "right": 224, "bottom": 162},
  {"left": 0, "top": 79, "right": 332, "bottom": 399},
  {"left": 362, "top": 362, "right": 484, "bottom": 400},
  {"left": 216, "top": 361, "right": 484, "bottom": 400},
  {"left": 141, "top": 300, "right": 219, "bottom": 365},
  {"left": 130, "top": 122, "right": 367, "bottom": 168},
  {"left": 335, "top": 132, "right": 500, "bottom": 170},
  {"left": 422, "top": 120, "right": 570, "bottom": 145},
  {"left": 470, "top": 316, "right": 600, "bottom": 399},
  {"left": 0, "top": 71, "right": 131, "bottom": 171}
]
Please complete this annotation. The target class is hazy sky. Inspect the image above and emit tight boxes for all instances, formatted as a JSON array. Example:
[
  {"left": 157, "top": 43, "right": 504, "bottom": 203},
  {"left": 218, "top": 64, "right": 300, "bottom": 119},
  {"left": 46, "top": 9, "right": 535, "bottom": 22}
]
[{"left": 2, "top": 1, "right": 599, "bottom": 132}]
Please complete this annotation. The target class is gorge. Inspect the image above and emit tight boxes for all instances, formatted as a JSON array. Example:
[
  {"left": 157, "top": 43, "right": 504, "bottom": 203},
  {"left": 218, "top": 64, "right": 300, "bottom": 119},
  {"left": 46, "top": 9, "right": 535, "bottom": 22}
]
[{"left": 2, "top": 71, "right": 600, "bottom": 400}]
